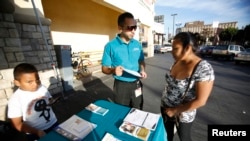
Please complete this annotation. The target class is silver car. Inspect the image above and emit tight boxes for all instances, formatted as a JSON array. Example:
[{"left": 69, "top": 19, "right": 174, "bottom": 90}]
[
  {"left": 163, "top": 44, "right": 172, "bottom": 52},
  {"left": 234, "top": 48, "right": 250, "bottom": 64},
  {"left": 154, "top": 44, "right": 168, "bottom": 54}
]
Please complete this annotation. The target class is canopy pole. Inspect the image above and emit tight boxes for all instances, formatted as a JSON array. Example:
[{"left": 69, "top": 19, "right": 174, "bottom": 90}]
[{"left": 31, "top": 0, "right": 65, "bottom": 100}]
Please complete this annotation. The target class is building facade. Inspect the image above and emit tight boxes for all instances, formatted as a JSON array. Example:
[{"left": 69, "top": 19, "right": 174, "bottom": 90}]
[
  {"left": 153, "top": 15, "right": 165, "bottom": 45},
  {"left": 0, "top": 0, "right": 156, "bottom": 121},
  {"left": 41, "top": 0, "right": 155, "bottom": 56},
  {"left": 180, "top": 21, "right": 237, "bottom": 37}
]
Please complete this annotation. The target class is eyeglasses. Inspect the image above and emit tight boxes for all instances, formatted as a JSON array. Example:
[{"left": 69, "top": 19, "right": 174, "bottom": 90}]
[{"left": 124, "top": 25, "right": 137, "bottom": 31}]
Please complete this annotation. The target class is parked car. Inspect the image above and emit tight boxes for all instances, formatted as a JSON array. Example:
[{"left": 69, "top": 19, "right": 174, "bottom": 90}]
[
  {"left": 198, "top": 45, "right": 215, "bottom": 57},
  {"left": 212, "top": 45, "right": 245, "bottom": 61},
  {"left": 234, "top": 48, "right": 250, "bottom": 64},
  {"left": 154, "top": 44, "right": 168, "bottom": 54},
  {"left": 163, "top": 43, "right": 172, "bottom": 52}
]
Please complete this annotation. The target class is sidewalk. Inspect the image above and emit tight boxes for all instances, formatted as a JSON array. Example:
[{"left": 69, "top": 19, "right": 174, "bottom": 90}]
[{"left": 52, "top": 70, "right": 115, "bottom": 123}]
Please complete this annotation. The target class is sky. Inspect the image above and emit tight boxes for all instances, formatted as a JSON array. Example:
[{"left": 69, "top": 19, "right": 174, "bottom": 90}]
[{"left": 154, "top": 0, "right": 250, "bottom": 35}]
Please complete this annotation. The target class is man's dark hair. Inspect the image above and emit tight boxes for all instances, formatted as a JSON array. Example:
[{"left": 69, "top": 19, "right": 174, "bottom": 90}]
[
  {"left": 14, "top": 63, "right": 38, "bottom": 80},
  {"left": 118, "top": 12, "right": 134, "bottom": 26}
]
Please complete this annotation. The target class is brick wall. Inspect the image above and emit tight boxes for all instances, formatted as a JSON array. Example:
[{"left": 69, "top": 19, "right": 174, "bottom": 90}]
[{"left": 0, "top": 13, "right": 63, "bottom": 121}]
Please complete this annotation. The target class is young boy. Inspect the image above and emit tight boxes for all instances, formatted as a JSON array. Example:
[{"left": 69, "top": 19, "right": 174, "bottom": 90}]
[{"left": 7, "top": 63, "right": 58, "bottom": 140}]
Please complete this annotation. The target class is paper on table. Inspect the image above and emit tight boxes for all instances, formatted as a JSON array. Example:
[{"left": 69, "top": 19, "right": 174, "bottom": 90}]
[
  {"left": 119, "top": 122, "right": 151, "bottom": 141},
  {"left": 123, "top": 108, "right": 160, "bottom": 131},
  {"left": 85, "top": 103, "right": 109, "bottom": 116},
  {"left": 55, "top": 115, "right": 96, "bottom": 140},
  {"left": 101, "top": 132, "right": 121, "bottom": 141},
  {"left": 123, "top": 68, "right": 142, "bottom": 77}
]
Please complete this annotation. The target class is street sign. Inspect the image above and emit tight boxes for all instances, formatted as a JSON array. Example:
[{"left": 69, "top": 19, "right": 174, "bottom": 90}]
[{"left": 154, "top": 15, "right": 164, "bottom": 23}]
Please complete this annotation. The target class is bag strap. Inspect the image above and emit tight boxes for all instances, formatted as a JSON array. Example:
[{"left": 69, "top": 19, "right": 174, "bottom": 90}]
[{"left": 181, "top": 60, "right": 202, "bottom": 100}]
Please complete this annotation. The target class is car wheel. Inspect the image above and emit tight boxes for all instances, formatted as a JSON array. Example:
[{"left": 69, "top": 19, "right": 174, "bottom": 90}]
[
  {"left": 235, "top": 60, "right": 240, "bottom": 65},
  {"left": 212, "top": 55, "right": 217, "bottom": 60},
  {"left": 229, "top": 54, "right": 235, "bottom": 61}
]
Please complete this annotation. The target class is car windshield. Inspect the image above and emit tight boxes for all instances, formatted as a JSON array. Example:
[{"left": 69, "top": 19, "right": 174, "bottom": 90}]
[
  {"left": 215, "top": 45, "right": 228, "bottom": 50},
  {"left": 203, "top": 46, "right": 211, "bottom": 49},
  {"left": 164, "top": 44, "right": 172, "bottom": 47}
]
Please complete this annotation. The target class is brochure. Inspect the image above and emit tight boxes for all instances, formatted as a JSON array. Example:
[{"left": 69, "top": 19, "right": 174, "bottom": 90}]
[
  {"left": 123, "top": 108, "right": 160, "bottom": 131},
  {"left": 123, "top": 68, "right": 142, "bottom": 77},
  {"left": 85, "top": 103, "right": 109, "bottom": 116},
  {"left": 119, "top": 122, "right": 150, "bottom": 141},
  {"left": 101, "top": 132, "right": 122, "bottom": 141},
  {"left": 55, "top": 115, "right": 96, "bottom": 141}
]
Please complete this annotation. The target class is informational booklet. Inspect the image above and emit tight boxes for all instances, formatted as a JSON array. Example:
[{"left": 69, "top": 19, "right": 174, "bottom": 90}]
[
  {"left": 119, "top": 122, "right": 151, "bottom": 141},
  {"left": 123, "top": 108, "right": 160, "bottom": 131},
  {"left": 55, "top": 115, "right": 97, "bottom": 141},
  {"left": 85, "top": 103, "right": 109, "bottom": 116},
  {"left": 123, "top": 68, "right": 142, "bottom": 77},
  {"left": 101, "top": 132, "right": 122, "bottom": 141}
]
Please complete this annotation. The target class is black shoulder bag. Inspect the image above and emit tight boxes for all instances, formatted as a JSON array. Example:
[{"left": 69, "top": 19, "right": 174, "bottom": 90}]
[
  {"left": 180, "top": 60, "right": 202, "bottom": 101},
  {"left": 175, "top": 60, "right": 202, "bottom": 127}
]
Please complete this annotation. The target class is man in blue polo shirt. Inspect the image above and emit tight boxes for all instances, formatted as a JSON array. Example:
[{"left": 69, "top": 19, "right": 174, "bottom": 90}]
[{"left": 101, "top": 12, "right": 147, "bottom": 110}]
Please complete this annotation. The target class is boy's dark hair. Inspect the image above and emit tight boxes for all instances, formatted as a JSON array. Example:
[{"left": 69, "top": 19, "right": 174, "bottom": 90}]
[
  {"left": 174, "top": 32, "right": 198, "bottom": 52},
  {"left": 14, "top": 63, "right": 38, "bottom": 80},
  {"left": 118, "top": 12, "right": 134, "bottom": 26}
]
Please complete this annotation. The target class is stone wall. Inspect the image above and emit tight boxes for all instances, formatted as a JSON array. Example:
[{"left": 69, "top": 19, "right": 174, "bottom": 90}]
[{"left": 0, "top": 13, "right": 63, "bottom": 121}]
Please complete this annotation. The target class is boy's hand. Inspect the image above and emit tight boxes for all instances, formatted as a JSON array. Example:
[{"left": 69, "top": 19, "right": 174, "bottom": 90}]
[
  {"left": 37, "top": 130, "right": 46, "bottom": 137},
  {"left": 48, "top": 96, "right": 61, "bottom": 106}
]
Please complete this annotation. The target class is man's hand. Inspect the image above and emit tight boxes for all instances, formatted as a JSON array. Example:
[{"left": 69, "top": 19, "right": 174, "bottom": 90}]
[
  {"left": 115, "top": 66, "right": 123, "bottom": 76},
  {"left": 140, "top": 71, "right": 147, "bottom": 79}
]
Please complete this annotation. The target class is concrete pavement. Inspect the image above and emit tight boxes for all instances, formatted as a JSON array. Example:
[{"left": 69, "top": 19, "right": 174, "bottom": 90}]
[{"left": 51, "top": 70, "right": 115, "bottom": 124}]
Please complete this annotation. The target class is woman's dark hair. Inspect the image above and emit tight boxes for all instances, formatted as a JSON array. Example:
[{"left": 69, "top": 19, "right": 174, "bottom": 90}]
[
  {"left": 118, "top": 12, "right": 134, "bottom": 26},
  {"left": 173, "top": 32, "right": 199, "bottom": 52},
  {"left": 14, "top": 63, "right": 38, "bottom": 80}
]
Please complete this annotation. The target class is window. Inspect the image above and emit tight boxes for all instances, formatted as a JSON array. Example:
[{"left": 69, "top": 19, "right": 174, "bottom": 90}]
[
  {"left": 229, "top": 45, "right": 234, "bottom": 50},
  {"left": 239, "top": 46, "right": 245, "bottom": 51},
  {"left": 235, "top": 46, "right": 239, "bottom": 51}
]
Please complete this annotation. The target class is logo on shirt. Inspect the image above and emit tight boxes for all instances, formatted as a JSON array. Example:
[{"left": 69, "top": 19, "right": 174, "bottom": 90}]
[
  {"left": 34, "top": 99, "right": 51, "bottom": 122},
  {"left": 133, "top": 48, "right": 140, "bottom": 51},
  {"left": 27, "top": 97, "right": 51, "bottom": 122}
]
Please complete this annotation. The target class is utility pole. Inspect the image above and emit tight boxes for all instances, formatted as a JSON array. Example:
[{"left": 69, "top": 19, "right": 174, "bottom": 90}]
[
  {"left": 171, "top": 13, "right": 177, "bottom": 37},
  {"left": 168, "top": 27, "right": 169, "bottom": 42}
]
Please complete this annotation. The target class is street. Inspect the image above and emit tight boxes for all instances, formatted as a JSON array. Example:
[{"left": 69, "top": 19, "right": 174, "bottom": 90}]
[{"left": 142, "top": 53, "right": 250, "bottom": 141}]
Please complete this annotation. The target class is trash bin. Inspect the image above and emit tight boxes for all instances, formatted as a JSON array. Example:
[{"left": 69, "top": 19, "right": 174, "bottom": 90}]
[{"left": 54, "top": 45, "right": 74, "bottom": 91}]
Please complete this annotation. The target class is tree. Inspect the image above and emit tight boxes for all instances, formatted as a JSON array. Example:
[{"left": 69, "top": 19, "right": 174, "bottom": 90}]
[
  {"left": 234, "top": 29, "right": 244, "bottom": 45},
  {"left": 243, "top": 24, "right": 250, "bottom": 46},
  {"left": 227, "top": 27, "right": 238, "bottom": 43},
  {"left": 219, "top": 30, "right": 230, "bottom": 43},
  {"left": 219, "top": 27, "right": 238, "bottom": 44},
  {"left": 193, "top": 32, "right": 203, "bottom": 45}
]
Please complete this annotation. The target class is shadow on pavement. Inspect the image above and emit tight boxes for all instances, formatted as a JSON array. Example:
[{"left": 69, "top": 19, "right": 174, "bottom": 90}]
[{"left": 51, "top": 75, "right": 115, "bottom": 124}]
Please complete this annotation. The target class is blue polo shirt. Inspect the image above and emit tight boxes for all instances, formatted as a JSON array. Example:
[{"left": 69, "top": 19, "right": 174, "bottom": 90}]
[{"left": 102, "top": 35, "right": 144, "bottom": 82}]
